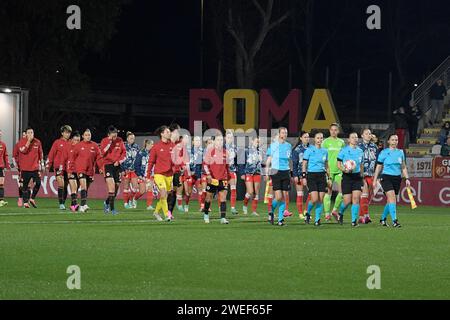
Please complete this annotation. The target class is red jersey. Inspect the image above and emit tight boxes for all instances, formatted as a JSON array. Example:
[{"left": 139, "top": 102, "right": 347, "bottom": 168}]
[
  {"left": 47, "top": 138, "right": 70, "bottom": 171},
  {"left": 0, "top": 141, "right": 9, "bottom": 169},
  {"left": 18, "top": 137, "right": 43, "bottom": 171},
  {"left": 147, "top": 139, "right": 174, "bottom": 178},
  {"left": 66, "top": 142, "right": 79, "bottom": 173},
  {"left": 71, "top": 141, "right": 102, "bottom": 176},
  {"left": 203, "top": 147, "right": 229, "bottom": 180},
  {"left": 100, "top": 137, "right": 126, "bottom": 166},
  {"left": 172, "top": 140, "right": 188, "bottom": 173}
]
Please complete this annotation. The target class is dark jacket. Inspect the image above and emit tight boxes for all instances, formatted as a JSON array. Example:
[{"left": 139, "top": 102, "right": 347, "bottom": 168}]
[
  {"left": 430, "top": 83, "right": 447, "bottom": 100},
  {"left": 394, "top": 112, "right": 408, "bottom": 129},
  {"left": 441, "top": 144, "right": 450, "bottom": 157}
]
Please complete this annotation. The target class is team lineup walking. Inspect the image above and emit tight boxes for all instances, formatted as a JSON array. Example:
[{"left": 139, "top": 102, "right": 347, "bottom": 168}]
[{"left": 0, "top": 123, "right": 411, "bottom": 228}]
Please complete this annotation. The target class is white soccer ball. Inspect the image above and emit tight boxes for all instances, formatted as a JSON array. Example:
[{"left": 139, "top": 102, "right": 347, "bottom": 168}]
[{"left": 344, "top": 160, "right": 356, "bottom": 172}]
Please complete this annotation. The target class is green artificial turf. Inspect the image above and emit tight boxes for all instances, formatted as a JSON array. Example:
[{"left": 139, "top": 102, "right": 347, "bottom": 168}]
[{"left": 0, "top": 198, "right": 449, "bottom": 300}]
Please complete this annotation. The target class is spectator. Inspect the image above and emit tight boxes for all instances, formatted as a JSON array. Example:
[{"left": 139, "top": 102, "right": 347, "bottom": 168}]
[
  {"left": 439, "top": 121, "right": 450, "bottom": 146},
  {"left": 393, "top": 107, "right": 408, "bottom": 149},
  {"left": 429, "top": 79, "right": 447, "bottom": 125},
  {"left": 441, "top": 136, "right": 450, "bottom": 157},
  {"left": 407, "top": 105, "right": 423, "bottom": 144}
]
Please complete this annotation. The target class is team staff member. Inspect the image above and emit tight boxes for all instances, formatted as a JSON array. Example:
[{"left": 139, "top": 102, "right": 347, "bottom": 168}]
[
  {"left": 100, "top": 125, "right": 126, "bottom": 215},
  {"left": 147, "top": 125, "right": 175, "bottom": 221},
  {"left": 358, "top": 128, "right": 378, "bottom": 224},
  {"left": 121, "top": 131, "right": 140, "bottom": 209},
  {"left": 291, "top": 131, "right": 310, "bottom": 219},
  {"left": 47, "top": 125, "right": 72, "bottom": 210},
  {"left": 18, "top": 127, "right": 44, "bottom": 208},
  {"left": 239, "top": 136, "right": 262, "bottom": 216},
  {"left": 322, "top": 123, "right": 346, "bottom": 221},
  {"left": 373, "top": 134, "right": 410, "bottom": 228},
  {"left": 167, "top": 123, "right": 185, "bottom": 216},
  {"left": 0, "top": 130, "right": 10, "bottom": 207},
  {"left": 336, "top": 133, "right": 364, "bottom": 227},
  {"left": 202, "top": 134, "right": 230, "bottom": 224},
  {"left": 265, "top": 127, "right": 292, "bottom": 226},
  {"left": 302, "top": 132, "right": 330, "bottom": 226},
  {"left": 66, "top": 132, "right": 81, "bottom": 212},
  {"left": 71, "top": 129, "right": 102, "bottom": 213}
]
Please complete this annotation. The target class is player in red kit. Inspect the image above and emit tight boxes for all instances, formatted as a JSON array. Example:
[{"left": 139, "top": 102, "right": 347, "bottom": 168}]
[
  {"left": 0, "top": 130, "right": 10, "bottom": 207},
  {"left": 66, "top": 132, "right": 81, "bottom": 212},
  {"left": 18, "top": 127, "right": 44, "bottom": 208},
  {"left": 47, "top": 125, "right": 72, "bottom": 210},
  {"left": 71, "top": 129, "right": 103, "bottom": 212},
  {"left": 202, "top": 133, "right": 230, "bottom": 224},
  {"left": 100, "top": 125, "right": 126, "bottom": 215},
  {"left": 12, "top": 131, "right": 27, "bottom": 207}
]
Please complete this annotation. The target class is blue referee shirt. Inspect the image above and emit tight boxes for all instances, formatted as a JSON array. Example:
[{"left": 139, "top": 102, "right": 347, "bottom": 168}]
[
  {"left": 303, "top": 146, "right": 328, "bottom": 173},
  {"left": 337, "top": 146, "right": 364, "bottom": 174},
  {"left": 267, "top": 141, "right": 292, "bottom": 171},
  {"left": 377, "top": 148, "right": 406, "bottom": 176}
]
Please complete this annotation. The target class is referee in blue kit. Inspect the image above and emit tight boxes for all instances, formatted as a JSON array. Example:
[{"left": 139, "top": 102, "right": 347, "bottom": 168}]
[
  {"left": 302, "top": 132, "right": 331, "bottom": 226},
  {"left": 265, "top": 127, "right": 292, "bottom": 226},
  {"left": 373, "top": 134, "right": 411, "bottom": 228}
]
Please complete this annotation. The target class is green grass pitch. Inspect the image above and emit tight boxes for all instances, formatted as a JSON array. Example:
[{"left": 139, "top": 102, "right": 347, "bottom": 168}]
[{"left": 0, "top": 197, "right": 449, "bottom": 300}]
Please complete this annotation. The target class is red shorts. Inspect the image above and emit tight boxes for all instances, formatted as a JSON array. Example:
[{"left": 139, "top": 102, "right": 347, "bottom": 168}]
[
  {"left": 123, "top": 171, "right": 138, "bottom": 180},
  {"left": 245, "top": 174, "right": 261, "bottom": 183},
  {"left": 229, "top": 172, "right": 237, "bottom": 180},
  {"left": 364, "top": 176, "right": 374, "bottom": 188}
]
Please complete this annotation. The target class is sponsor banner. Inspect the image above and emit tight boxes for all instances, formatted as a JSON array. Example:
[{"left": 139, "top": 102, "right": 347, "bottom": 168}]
[
  {"left": 2, "top": 172, "right": 449, "bottom": 207},
  {"left": 406, "top": 157, "right": 433, "bottom": 178},
  {"left": 432, "top": 157, "right": 450, "bottom": 179},
  {"left": 371, "top": 178, "right": 450, "bottom": 207}
]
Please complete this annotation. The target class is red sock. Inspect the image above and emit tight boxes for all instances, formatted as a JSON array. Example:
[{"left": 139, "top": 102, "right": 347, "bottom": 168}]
[
  {"left": 135, "top": 192, "right": 144, "bottom": 200},
  {"left": 360, "top": 195, "right": 369, "bottom": 216},
  {"left": 231, "top": 188, "right": 237, "bottom": 208},
  {"left": 285, "top": 193, "right": 289, "bottom": 211},
  {"left": 146, "top": 191, "right": 153, "bottom": 207},
  {"left": 267, "top": 196, "right": 273, "bottom": 213},
  {"left": 251, "top": 198, "right": 258, "bottom": 212},
  {"left": 184, "top": 194, "right": 190, "bottom": 205},
  {"left": 296, "top": 192, "right": 303, "bottom": 214},
  {"left": 243, "top": 193, "right": 251, "bottom": 206},
  {"left": 123, "top": 190, "right": 130, "bottom": 204},
  {"left": 177, "top": 195, "right": 183, "bottom": 207},
  {"left": 200, "top": 191, "right": 206, "bottom": 208}
]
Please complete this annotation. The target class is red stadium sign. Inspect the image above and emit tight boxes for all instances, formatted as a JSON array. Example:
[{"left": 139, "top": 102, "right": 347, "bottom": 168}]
[
  {"left": 432, "top": 157, "right": 450, "bottom": 179},
  {"left": 2, "top": 173, "right": 449, "bottom": 207}
]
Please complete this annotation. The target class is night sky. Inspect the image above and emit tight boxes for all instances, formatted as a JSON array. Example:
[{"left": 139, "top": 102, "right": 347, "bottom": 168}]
[{"left": 80, "top": 0, "right": 450, "bottom": 120}]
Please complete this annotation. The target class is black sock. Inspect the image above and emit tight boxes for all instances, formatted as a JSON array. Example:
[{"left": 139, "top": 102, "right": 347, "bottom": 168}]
[
  {"left": 105, "top": 197, "right": 110, "bottom": 205},
  {"left": 57, "top": 187, "right": 64, "bottom": 205},
  {"left": 23, "top": 189, "right": 30, "bottom": 203},
  {"left": 18, "top": 186, "right": 23, "bottom": 198},
  {"left": 0, "top": 186, "right": 4, "bottom": 201},
  {"left": 80, "top": 190, "right": 87, "bottom": 206},
  {"left": 203, "top": 201, "right": 211, "bottom": 214},
  {"left": 108, "top": 193, "right": 115, "bottom": 211},
  {"left": 168, "top": 191, "right": 176, "bottom": 212},
  {"left": 71, "top": 193, "right": 77, "bottom": 206},
  {"left": 220, "top": 201, "right": 226, "bottom": 219}
]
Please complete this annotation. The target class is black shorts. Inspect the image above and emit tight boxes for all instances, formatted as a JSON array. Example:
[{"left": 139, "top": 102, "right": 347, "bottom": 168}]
[
  {"left": 22, "top": 171, "right": 41, "bottom": 187},
  {"left": 206, "top": 179, "right": 228, "bottom": 194},
  {"left": 307, "top": 172, "right": 327, "bottom": 193},
  {"left": 104, "top": 164, "right": 121, "bottom": 183},
  {"left": 0, "top": 168, "right": 4, "bottom": 178},
  {"left": 173, "top": 172, "right": 182, "bottom": 188},
  {"left": 78, "top": 173, "right": 94, "bottom": 184},
  {"left": 342, "top": 173, "right": 364, "bottom": 195},
  {"left": 380, "top": 174, "right": 402, "bottom": 195},
  {"left": 68, "top": 172, "right": 79, "bottom": 182},
  {"left": 270, "top": 170, "right": 291, "bottom": 191}
]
